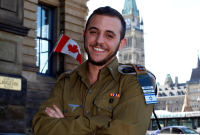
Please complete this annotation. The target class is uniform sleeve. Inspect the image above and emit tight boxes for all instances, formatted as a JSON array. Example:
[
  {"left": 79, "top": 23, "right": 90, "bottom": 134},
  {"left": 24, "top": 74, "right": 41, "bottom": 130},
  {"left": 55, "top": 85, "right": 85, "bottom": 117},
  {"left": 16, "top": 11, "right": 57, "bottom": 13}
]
[
  {"left": 32, "top": 77, "right": 110, "bottom": 135},
  {"left": 95, "top": 75, "right": 154, "bottom": 135}
]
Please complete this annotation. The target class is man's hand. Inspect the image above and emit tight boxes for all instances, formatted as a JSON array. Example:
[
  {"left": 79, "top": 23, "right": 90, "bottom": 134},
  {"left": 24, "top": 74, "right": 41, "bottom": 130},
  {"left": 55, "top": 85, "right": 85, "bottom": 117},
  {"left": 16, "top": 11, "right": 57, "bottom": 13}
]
[{"left": 45, "top": 105, "right": 64, "bottom": 118}]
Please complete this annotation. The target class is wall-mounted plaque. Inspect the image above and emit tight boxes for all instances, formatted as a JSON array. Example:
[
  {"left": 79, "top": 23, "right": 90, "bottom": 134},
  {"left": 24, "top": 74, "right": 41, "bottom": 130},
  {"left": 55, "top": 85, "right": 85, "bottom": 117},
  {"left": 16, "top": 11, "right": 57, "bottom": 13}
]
[{"left": 0, "top": 76, "right": 21, "bottom": 91}]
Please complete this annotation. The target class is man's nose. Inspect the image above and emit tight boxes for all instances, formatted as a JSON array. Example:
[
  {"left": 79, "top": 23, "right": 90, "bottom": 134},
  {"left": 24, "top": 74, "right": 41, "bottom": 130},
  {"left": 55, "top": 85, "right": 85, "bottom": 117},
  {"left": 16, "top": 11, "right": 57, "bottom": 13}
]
[{"left": 96, "top": 33, "right": 105, "bottom": 44}]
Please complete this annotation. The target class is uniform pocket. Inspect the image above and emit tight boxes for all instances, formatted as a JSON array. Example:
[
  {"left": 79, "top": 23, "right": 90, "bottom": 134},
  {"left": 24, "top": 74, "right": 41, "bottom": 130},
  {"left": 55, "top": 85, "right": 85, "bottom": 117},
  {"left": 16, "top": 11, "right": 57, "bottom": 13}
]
[{"left": 94, "top": 96, "right": 119, "bottom": 116}]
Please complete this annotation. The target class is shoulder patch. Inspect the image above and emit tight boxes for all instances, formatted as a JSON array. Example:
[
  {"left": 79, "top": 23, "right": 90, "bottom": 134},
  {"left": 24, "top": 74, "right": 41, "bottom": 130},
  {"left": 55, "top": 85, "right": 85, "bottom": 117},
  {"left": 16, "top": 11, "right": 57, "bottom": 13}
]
[
  {"left": 57, "top": 71, "right": 71, "bottom": 83},
  {"left": 118, "top": 64, "right": 148, "bottom": 75},
  {"left": 118, "top": 63, "right": 158, "bottom": 104},
  {"left": 118, "top": 64, "right": 136, "bottom": 75}
]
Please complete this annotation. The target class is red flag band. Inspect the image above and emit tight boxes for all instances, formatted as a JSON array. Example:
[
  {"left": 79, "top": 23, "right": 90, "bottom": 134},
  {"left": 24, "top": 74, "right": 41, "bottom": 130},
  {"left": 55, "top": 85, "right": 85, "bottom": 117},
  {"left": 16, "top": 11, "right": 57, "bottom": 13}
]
[{"left": 54, "top": 34, "right": 82, "bottom": 64}]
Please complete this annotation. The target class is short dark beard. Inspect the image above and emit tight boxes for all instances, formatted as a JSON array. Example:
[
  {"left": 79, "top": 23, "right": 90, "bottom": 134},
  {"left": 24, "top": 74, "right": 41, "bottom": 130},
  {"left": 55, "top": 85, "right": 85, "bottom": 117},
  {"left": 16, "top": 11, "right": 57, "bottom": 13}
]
[{"left": 84, "top": 37, "right": 120, "bottom": 66}]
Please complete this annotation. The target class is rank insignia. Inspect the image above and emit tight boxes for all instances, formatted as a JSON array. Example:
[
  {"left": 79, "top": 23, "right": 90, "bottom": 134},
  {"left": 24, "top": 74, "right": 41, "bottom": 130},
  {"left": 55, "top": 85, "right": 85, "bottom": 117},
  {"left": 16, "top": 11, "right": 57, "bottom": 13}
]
[
  {"left": 110, "top": 93, "right": 120, "bottom": 97},
  {"left": 68, "top": 104, "right": 83, "bottom": 112},
  {"left": 135, "top": 65, "right": 145, "bottom": 71}
]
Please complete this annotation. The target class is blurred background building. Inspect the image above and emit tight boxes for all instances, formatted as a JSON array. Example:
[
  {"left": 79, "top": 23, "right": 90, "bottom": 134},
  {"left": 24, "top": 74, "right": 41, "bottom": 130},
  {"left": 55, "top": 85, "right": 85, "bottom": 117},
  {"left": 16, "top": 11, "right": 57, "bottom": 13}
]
[
  {"left": 118, "top": 0, "right": 145, "bottom": 66},
  {"left": 155, "top": 56, "right": 200, "bottom": 112},
  {"left": 149, "top": 56, "right": 200, "bottom": 131}
]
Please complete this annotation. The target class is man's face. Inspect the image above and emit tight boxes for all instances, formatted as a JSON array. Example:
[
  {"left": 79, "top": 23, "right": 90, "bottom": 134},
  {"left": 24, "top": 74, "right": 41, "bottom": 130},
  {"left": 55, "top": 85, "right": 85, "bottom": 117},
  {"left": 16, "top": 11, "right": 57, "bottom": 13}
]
[{"left": 83, "top": 14, "right": 126, "bottom": 66}]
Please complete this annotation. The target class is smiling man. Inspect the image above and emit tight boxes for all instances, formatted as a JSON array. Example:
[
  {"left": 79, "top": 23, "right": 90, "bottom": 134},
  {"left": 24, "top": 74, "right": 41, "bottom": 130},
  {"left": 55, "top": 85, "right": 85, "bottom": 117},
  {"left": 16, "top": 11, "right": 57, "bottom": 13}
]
[{"left": 32, "top": 6, "right": 154, "bottom": 135}]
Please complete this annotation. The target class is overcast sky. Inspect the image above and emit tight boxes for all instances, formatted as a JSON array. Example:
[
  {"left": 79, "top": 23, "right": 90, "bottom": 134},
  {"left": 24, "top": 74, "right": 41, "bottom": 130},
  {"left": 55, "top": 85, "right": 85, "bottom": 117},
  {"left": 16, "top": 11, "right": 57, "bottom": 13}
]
[{"left": 87, "top": 0, "right": 200, "bottom": 85}]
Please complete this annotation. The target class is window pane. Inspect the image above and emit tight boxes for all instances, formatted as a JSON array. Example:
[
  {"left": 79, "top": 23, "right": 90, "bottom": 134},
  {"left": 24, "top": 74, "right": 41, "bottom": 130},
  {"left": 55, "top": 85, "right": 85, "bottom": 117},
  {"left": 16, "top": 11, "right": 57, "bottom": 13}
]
[
  {"left": 172, "top": 128, "right": 183, "bottom": 134},
  {"left": 160, "top": 128, "right": 170, "bottom": 133},
  {"left": 36, "top": 4, "right": 53, "bottom": 75},
  {"left": 167, "top": 119, "right": 180, "bottom": 126},
  {"left": 36, "top": 39, "right": 40, "bottom": 67},
  {"left": 152, "top": 119, "right": 165, "bottom": 130},
  {"left": 182, "top": 118, "right": 196, "bottom": 129},
  {"left": 40, "top": 40, "right": 50, "bottom": 74},
  {"left": 42, "top": 7, "right": 51, "bottom": 39},
  {"left": 36, "top": 6, "right": 41, "bottom": 37}
]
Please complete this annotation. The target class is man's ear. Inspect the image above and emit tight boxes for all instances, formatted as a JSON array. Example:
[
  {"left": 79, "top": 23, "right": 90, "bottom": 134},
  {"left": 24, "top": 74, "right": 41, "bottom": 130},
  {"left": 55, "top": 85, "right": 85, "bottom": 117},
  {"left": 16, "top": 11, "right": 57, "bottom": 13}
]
[
  {"left": 82, "top": 30, "right": 85, "bottom": 37},
  {"left": 118, "top": 38, "right": 127, "bottom": 51}
]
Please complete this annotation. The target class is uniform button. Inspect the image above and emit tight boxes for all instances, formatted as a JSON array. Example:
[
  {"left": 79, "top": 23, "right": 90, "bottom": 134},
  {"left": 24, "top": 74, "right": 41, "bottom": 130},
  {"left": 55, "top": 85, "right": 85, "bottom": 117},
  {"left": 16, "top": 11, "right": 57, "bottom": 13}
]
[
  {"left": 109, "top": 105, "right": 113, "bottom": 109},
  {"left": 109, "top": 98, "right": 114, "bottom": 103},
  {"left": 89, "top": 90, "right": 92, "bottom": 94},
  {"left": 64, "top": 109, "right": 68, "bottom": 113},
  {"left": 87, "top": 111, "right": 90, "bottom": 115},
  {"left": 98, "top": 108, "right": 100, "bottom": 112},
  {"left": 110, "top": 68, "right": 113, "bottom": 72}
]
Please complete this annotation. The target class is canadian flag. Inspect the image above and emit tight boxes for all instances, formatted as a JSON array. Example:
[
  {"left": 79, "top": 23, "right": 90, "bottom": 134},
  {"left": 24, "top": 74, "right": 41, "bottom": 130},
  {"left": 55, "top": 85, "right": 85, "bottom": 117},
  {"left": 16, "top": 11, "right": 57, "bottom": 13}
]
[{"left": 54, "top": 34, "right": 82, "bottom": 64}]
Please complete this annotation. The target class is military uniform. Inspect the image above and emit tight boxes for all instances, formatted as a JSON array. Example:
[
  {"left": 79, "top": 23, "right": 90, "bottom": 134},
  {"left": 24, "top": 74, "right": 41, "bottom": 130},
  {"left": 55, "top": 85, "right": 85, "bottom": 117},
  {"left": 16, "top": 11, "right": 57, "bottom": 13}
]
[{"left": 32, "top": 58, "right": 154, "bottom": 135}]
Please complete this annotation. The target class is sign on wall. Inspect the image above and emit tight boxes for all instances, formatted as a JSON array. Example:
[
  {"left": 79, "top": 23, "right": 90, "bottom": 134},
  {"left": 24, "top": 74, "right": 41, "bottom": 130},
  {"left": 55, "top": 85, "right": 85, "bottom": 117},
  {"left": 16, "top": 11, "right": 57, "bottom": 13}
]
[{"left": 0, "top": 76, "right": 21, "bottom": 91}]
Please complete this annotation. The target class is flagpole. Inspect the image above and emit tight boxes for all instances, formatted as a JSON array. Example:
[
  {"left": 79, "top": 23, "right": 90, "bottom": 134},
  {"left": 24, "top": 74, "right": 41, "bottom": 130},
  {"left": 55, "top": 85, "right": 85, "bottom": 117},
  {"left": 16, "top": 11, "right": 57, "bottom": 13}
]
[
  {"left": 41, "top": 34, "right": 63, "bottom": 73},
  {"left": 41, "top": 51, "right": 54, "bottom": 73}
]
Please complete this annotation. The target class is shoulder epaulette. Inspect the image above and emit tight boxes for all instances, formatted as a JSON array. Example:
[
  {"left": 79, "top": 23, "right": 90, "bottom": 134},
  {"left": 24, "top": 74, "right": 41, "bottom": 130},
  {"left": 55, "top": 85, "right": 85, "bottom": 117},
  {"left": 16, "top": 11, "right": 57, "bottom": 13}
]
[
  {"left": 118, "top": 63, "right": 158, "bottom": 104},
  {"left": 118, "top": 64, "right": 147, "bottom": 75},
  {"left": 56, "top": 71, "right": 71, "bottom": 83},
  {"left": 118, "top": 63, "right": 157, "bottom": 95}
]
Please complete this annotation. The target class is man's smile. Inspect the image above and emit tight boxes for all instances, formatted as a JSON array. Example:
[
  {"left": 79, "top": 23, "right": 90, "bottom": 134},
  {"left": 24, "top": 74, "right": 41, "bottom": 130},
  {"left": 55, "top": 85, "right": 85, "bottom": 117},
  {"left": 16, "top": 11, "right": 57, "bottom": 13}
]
[{"left": 93, "top": 47, "right": 105, "bottom": 52}]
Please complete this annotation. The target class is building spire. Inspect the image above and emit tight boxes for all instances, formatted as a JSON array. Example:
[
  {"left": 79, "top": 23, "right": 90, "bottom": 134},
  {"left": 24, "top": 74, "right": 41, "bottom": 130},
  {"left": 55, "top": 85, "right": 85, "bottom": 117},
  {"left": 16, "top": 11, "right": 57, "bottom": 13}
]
[
  {"left": 122, "top": 0, "right": 139, "bottom": 15},
  {"left": 197, "top": 50, "right": 200, "bottom": 69},
  {"left": 181, "top": 90, "right": 193, "bottom": 112},
  {"left": 164, "top": 74, "right": 173, "bottom": 85}
]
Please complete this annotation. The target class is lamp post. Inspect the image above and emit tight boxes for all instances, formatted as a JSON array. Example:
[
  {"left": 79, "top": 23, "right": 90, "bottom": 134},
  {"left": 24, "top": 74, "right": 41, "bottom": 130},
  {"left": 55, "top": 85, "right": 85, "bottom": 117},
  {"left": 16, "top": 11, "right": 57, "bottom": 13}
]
[{"left": 197, "top": 98, "right": 200, "bottom": 111}]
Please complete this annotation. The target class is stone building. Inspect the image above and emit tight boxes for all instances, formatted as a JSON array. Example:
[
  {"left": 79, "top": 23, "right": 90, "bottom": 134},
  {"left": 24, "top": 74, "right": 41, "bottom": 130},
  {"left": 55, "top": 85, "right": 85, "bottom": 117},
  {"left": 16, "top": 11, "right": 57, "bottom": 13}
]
[
  {"left": 155, "top": 56, "right": 200, "bottom": 112},
  {"left": 155, "top": 74, "right": 186, "bottom": 112},
  {"left": 118, "top": 0, "right": 145, "bottom": 66},
  {"left": 0, "top": 0, "right": 89, "bottom": 133},
  {"left": 186, "top": 56, "right": 200, "bottom": 111}
]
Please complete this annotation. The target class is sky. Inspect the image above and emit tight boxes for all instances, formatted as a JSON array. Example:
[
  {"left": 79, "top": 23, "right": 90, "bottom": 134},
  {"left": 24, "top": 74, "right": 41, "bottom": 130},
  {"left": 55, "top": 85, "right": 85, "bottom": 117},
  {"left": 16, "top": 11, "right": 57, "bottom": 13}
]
[{"left": 87, "top": 0, "right": 200, "bottom": 85}]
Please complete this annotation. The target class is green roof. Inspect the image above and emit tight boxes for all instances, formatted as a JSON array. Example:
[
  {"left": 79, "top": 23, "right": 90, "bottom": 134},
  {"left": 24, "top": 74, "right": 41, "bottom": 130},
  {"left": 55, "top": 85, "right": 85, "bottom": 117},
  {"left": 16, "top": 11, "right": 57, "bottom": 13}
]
[
  {"left": 164, "top": 74, "right": 173, "bottom": 84},
  {"left": 122, "top": 0, "right": 139, "bottom": 15}
]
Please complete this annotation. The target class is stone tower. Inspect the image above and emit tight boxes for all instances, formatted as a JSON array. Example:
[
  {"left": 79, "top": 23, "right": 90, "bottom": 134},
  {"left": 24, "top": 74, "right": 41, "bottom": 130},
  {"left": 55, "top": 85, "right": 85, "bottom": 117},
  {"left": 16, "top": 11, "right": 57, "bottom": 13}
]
[{"left": 118, "top": 0, "right": 145, "bottom": 66}]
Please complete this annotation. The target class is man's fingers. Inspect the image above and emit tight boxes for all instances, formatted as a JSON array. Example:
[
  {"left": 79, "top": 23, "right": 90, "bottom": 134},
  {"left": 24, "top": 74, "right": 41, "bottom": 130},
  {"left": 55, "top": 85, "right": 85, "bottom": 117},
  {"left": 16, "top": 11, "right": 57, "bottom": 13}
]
[
  {"left": 45, "top": 107, "right": 61, "bottom": 118},
  {"left": 45, "top": 108, "right": 55, "bottom": 117},
  {"left": 53, "top": 105, "right": 64, "bottom": 118}
]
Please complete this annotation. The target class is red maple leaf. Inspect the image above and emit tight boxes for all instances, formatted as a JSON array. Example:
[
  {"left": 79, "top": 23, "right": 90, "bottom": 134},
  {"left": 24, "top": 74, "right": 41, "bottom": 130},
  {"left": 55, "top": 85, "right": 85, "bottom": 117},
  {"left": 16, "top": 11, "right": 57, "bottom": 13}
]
[{"left": 68, "top": 44, "right": 79, "bottom": 53}]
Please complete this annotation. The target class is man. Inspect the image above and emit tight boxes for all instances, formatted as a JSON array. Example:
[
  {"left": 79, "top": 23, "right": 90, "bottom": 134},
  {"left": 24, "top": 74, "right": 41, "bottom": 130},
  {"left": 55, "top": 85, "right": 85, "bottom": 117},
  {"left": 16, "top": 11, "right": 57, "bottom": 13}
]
[{"left": 32, "top": 6, "right": 154, "bottom": 135}]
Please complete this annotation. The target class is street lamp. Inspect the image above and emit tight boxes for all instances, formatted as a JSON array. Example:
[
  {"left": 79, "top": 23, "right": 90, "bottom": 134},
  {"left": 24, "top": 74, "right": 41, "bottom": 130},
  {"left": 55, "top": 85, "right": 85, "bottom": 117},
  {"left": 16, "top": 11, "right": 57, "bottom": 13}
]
[{"left": 197, "top": 98, "right": 200, "bottom": 111}]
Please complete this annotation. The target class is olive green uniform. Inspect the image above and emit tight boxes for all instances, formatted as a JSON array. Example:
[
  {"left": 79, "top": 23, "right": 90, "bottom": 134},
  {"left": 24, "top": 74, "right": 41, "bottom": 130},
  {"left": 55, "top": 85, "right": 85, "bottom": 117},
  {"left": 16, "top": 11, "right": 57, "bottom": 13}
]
[{"left": 32, "top": 58, "right": 154, "bottom": 135}]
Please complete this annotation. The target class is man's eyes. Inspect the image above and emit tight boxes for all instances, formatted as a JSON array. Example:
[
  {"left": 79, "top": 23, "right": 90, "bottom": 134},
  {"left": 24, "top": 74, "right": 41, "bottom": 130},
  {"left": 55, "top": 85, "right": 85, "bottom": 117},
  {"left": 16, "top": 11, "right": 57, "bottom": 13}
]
[
  {"left": 107, "top": 34, "right": 114, "bottom": 38},
  {"left": 89, "top": 31, "right": 114, "bottom": 38},
  {"left": 90, "top": 31, "right": 97, "bottom": 34}
]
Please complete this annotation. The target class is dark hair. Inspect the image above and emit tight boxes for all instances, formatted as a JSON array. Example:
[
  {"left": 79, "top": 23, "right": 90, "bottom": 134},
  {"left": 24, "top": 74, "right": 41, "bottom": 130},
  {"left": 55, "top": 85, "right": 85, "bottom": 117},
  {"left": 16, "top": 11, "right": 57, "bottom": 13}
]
[{"left": 85, "top": 6, "right": 126, "bottom": 40}]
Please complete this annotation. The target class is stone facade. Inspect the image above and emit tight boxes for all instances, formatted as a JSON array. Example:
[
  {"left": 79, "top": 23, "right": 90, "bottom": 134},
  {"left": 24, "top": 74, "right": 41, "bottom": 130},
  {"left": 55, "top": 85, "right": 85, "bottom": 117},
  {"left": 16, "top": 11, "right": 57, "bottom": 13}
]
[
  {"left": 155, "top": 75, "right": 186, "bottom": 112},
  {"left": 0, "top": 0, "right": 89, "bottom": 133}
]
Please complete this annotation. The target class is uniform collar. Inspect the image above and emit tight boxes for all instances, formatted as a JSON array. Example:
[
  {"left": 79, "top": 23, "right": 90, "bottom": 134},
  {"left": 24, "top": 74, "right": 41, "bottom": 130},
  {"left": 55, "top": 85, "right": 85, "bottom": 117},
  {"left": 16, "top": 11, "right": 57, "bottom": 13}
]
[
  {"left": 104, "top": 57, "right": 119, "bottom": 81},
  {"left": 72, "top": 60, "right": 88, "bottom": 79},
  {"left": 72, "top": 57, "right": 119, "bottom": 81}
]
